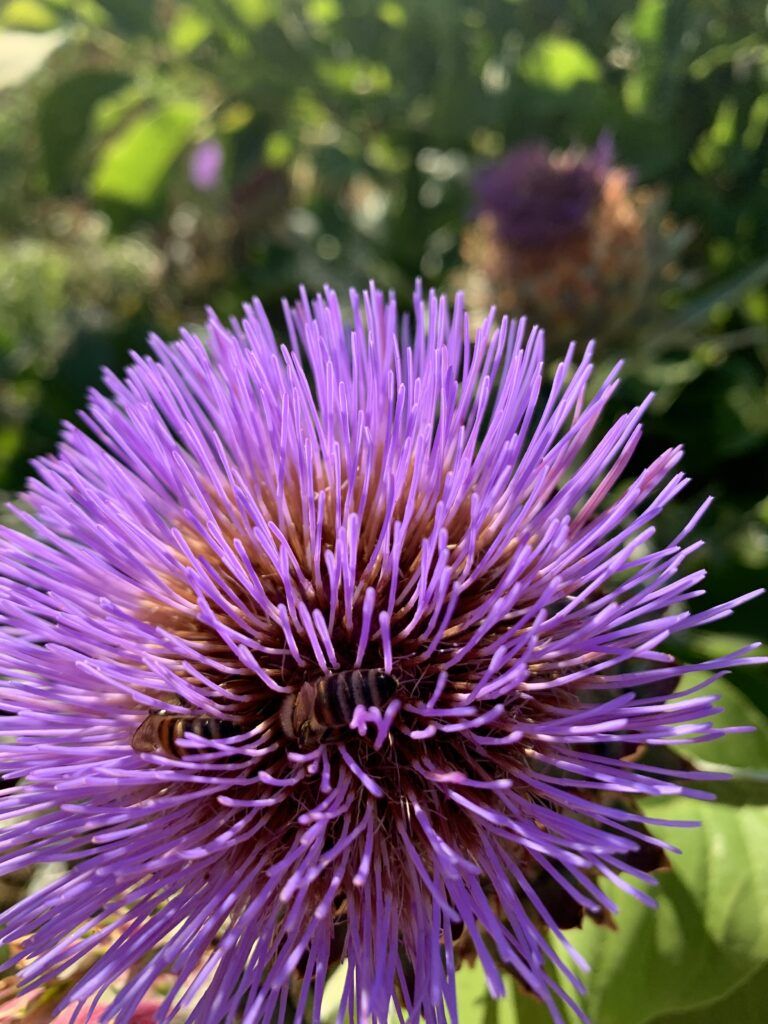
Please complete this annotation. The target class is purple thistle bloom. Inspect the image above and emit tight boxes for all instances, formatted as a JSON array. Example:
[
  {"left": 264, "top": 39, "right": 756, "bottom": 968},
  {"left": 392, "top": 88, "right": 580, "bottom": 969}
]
[
  {"left": 0, "top": 284, "right": 761, "bottom": 1024},
  {"left": 474, "top": 134, "right": 615, "bottom": 247},
  {"left": 187, "top": 138, "right": 224, "bottom": 192}
]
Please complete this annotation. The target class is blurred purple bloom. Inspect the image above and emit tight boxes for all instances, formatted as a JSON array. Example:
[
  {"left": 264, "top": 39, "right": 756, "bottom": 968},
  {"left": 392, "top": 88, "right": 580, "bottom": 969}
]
[
  {"left": 474, "top": 134, "right": 614, "bottom": 246},
  {"left": 187, "top": 138, "right": 224, "bottom": 191},
  {"left": 0, "top": 284, "right": 760, "bottom": 1023}
]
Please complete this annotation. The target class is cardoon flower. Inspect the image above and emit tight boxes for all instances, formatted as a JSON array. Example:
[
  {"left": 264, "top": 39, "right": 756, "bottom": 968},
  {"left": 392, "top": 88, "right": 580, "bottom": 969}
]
[
  {"left": 472, "top": 134, "right": 614, "bottom": 248},
  {"left": 460, "top": 136, "right": 680, "bottom": 344},
  {"left": 0, "top": 284, "right": 759, "bottom": 1024}
]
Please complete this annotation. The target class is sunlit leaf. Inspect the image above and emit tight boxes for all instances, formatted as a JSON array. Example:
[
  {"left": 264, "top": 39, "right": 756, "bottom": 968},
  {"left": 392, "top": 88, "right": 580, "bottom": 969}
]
[
  {"left": 319, "top": 964, "right": 348, "bottom": 1023},
  {"left": 0, "top": 0, "right": 59, "bottom": 30},
  {"left": 218, "top": 101, "right": 254, "bottom": 134},
  {"left": 377, "top": 1, "right": 407, "bottom": 28},
  {"left": 673, "top": 680, "right": 768, "bottom": 784},
  {"left": 691, "top": 97, "right": 738, "bottom": 174},
  {"left": 233, "top": 0, "right": 278, "bottom": 25},
  {"left": 168, "top": 4, "right": 212, "bottom": 54},
  {"left": 648, "top": 961, "right": 768, "bottom": 1024},
  {"left": 744, "top": 94, "right": 768, "bottom": 150},
  {"left": 519, "top": 35, "right": 602, "bottom": 92},
  {"left": 317, "top": 58, "right": 392, "bottom": 95},
  {"left": 305, "top": 0, "right": 341, "bottom": 24},
  {"left": 455, "top": 958, "right": 515, "bottom": 1023},
  {"left": 689, "top": 37, "right": 767, "bottom": 81},
  {"left": 88, "top": 99, "right": 203, "bottom": 206},
  {"left": 0, "top": 28, "right": 65, "bottom": 88},
  {"left": 632, "top": 0, "right": 666, "bottom": 43},
  {"left": 553, "top": 797, "right": 768, "bottom": 1023}
]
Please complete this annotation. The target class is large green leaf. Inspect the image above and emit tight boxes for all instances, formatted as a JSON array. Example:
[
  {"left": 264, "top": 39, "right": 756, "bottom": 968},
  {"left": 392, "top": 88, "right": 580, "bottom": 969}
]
[
  {"left": 455, "top": 959, "right": 527, "bottom": 1024},
  {"left": 455, "top": 959, "right": 496, "bottom": 1023},
  {"left": 648, "top": 961, "right": 768, "bottom": 1024},
  {"left": 96, "top": 0, "right": 155, "bottom": 35},
  {"left": 454, "top": 961, "right": 561, "bottom": 1023},
  {"left": 318, "top": 956, "right": 549, "bottom": 1022},
  {"left": 675, "top": 679, "right": 768, "bottom": 784},
  {"left": 508, "top": 985, "right": 553, "bottom": 1024},
  {"left": 38, "top": 69, "right": 129, "bottom": 192},
  {"left": 88, "top": 98, "right": 203, "bottom": 206},
  {"left": 553, "top": 796, "right": 768, "bottom": 1024}
]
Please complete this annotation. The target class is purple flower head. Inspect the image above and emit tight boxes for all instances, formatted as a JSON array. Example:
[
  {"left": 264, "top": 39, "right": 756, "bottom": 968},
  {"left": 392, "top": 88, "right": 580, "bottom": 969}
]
[
  {"left": 474, "top": 134, "right": 615, "bottom": 247},
  {"left": 187, "top": 138, "right": 224, "bottom": 192},
  {"left": 0, "top": 284, "right": 761, "bottom": 1024}
]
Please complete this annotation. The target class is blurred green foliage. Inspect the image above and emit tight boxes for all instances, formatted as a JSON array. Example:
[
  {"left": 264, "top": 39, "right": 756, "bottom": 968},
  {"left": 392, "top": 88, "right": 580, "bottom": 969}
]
[
  {"left": 0, "top": 2, "right": 767, "bottom": 1021},
  {"left": 1, "top": 0, "right": 765, "bottom": 649}
]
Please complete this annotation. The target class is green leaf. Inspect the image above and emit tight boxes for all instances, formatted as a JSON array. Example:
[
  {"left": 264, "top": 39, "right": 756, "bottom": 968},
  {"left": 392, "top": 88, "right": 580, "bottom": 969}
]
[
  {"left": 743, "top": 94, "right": 768, "bottom": 151},
  {"left": 666, "top": 256, "right": 768, "bottom": 330},
  {"left": 88, "top": 99, "right": 203, "bottom": 207},
  {"left": 228, "top": 0, "right": 279, "bottom": 27},
  {"left": 455, "top": 959, "right": 494, "bottom": 1023},
  {"left": 185, "top": 0, "right": 271, "bottom": 51},
  {"left": 96, "top": 0, "right": 155, "bottom": 34},
  {"left": 38, "top": 69, "right": 129, "bottom": 192},
  {"left": 0, "top": 0, "right": 60, "bottom": 30},
  {"left": 508, "top": 982, "right": 553, "bottom": 1024},
  {"left": 648, "top": 961, "right": 768, "bottom": 1024},
  {"left": 519, "top": 35, "right": 602, "bottom": 92},
  {"left": 554, "top": 797, "right": 768, "bottom": 1024},
  {"left": 455, "top": 959, "right": 521, "bottom": 1023},
  {"left": 168, "top": 4, "right": 212, "bottom": 54},
  {"left": 320, "top": 964, "right": 348, "bottom": 1023},
  {"left": 631, "top": 0, "right": 666, "bottom": 43},
  {"left": 675, "top": 680, "right": 768, "bottom": 783}
]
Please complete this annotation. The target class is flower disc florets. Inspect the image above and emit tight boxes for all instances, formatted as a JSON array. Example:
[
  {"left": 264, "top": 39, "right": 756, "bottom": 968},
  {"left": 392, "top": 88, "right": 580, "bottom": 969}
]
[{"left": 0, "top": 284, "right": 758, "bottom": 1024}]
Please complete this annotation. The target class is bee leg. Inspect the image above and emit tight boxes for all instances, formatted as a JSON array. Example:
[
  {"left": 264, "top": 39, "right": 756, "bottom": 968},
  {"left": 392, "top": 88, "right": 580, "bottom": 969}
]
[{"left": 279, "top": 694, "right": 296, "bottom": 739}]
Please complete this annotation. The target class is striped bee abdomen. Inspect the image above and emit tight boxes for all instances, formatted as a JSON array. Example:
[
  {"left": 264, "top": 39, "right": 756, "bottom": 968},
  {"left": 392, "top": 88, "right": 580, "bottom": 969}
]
[
  {"left": 315, "top": 670, "right": 397, "bottom": 728},
  {"left": 280, "top": 669, "right": 398, "bottom": 750},
  {"left": 132, "top": 713, "right": 241, "bottom": 758}
]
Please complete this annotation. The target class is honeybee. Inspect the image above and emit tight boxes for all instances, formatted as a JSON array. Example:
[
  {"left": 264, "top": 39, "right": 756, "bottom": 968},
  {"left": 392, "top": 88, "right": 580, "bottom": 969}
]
[
  {"left": 280, "top": 669, "right": 397, "bottom": 750},
  {"left": 131, "top": 711, "right": 242, "bottom": 758}
]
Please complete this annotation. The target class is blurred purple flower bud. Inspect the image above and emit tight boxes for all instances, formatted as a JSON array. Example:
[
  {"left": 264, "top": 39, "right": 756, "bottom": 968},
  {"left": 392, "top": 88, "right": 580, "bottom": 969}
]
[
  {"left": 474, "top": 133, "right": 615, "bottom": 247},
  {"left": 187, "top": 139, "right": 224, "bottom": 192}
]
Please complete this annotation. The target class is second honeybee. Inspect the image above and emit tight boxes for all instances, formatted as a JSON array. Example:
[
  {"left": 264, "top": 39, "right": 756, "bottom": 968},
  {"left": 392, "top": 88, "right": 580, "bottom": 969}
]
[
  {"left": 132, "top": 712, "right": 241, "bottom": 757},
  {"left": 280, "top": 669, "right": 397, "bottom": 749}
]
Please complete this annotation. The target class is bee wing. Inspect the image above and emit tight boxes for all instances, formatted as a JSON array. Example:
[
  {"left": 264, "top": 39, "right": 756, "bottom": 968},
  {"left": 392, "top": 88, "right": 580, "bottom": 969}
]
[{"left": 132, "top": 715, "right": 162, "bottom": 753}]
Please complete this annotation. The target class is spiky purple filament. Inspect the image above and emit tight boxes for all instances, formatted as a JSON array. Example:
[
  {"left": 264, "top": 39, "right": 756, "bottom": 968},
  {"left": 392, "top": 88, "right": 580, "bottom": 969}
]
[{"left": 0, "top": 284, "right": 760, "bottom": 1024}]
